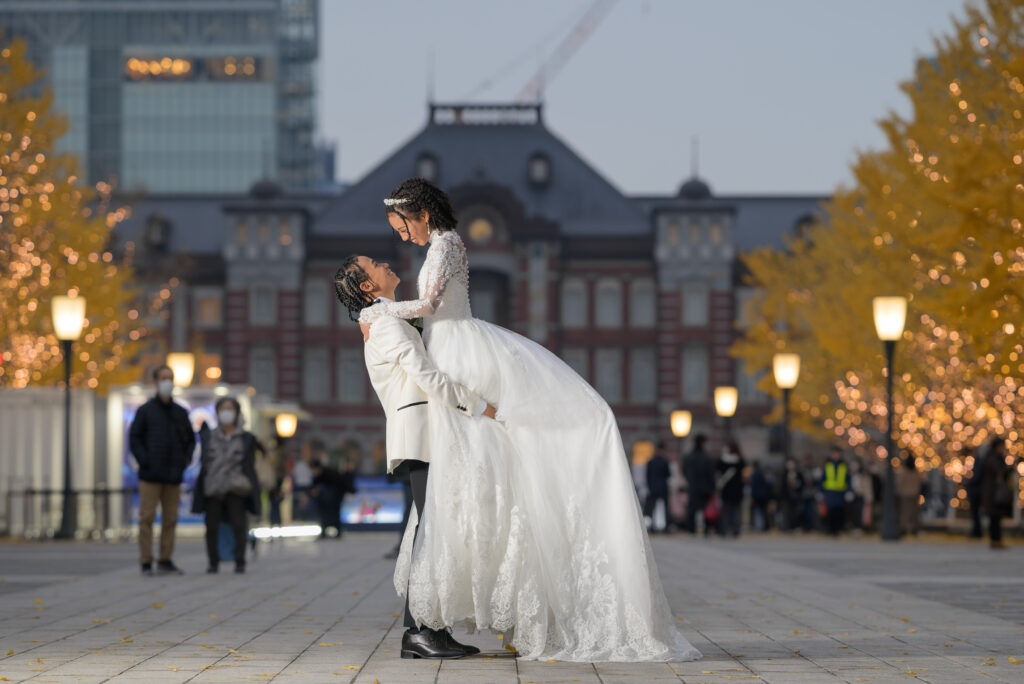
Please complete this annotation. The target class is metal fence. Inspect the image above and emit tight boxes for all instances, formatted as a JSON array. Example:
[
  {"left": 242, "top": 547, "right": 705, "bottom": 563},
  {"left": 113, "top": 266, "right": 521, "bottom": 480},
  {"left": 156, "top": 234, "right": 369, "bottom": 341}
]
[{"left": 2, "top": 487, "right": 137, "bottom": 539}]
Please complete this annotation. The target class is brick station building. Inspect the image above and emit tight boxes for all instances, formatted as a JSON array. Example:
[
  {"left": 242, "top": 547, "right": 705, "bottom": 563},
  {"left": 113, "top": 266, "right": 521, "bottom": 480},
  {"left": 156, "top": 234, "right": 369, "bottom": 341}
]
[{"left": 117, "top": 103, "right": 825, "bottom": 468}]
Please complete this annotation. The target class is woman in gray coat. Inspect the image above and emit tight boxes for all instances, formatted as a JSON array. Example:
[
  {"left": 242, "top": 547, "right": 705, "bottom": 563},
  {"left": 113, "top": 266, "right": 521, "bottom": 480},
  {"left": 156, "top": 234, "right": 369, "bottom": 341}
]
[{"left": 192, "top": 397, "right": 261, "bottom": 572}]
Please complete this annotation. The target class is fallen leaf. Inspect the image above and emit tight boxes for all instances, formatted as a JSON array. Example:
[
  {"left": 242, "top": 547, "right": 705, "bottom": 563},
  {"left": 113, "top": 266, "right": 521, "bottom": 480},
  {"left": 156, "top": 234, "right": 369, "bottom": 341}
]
[
  {"left": 33, "top": 598, "right": 42, "bottom": 603},
  {"left": 1010, "top": 656, "right": 1024, "bottom": 665},
  {"left": 342, "top": 665, "right": 360, "bottom": 670},
  {"left": 352, "top": 591, "right": 359, "bottom": 595},
  {"left": 5, "top": 650, "right": 13, "bottom": 655},
  {"left": 152, "top": 603, "right": 163, "bottom": 610},
  {"left": 907, "top": 629, "right": 917, "bottom": 633},
  {"left": 227, "top": 648, "right": 238, "bottom": 654},
  {"left": 546, "top": 659, "right": 558, "bottom": 663},
  {"left": 318, "top": 643, "right": 333, "bottom": 647},
  {"left": 210, "top": 615, "right": 218, "bottom": 619}
]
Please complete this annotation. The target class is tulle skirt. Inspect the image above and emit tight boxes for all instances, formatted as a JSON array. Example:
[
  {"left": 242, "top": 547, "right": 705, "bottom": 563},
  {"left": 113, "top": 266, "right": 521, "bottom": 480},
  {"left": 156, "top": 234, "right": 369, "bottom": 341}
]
[{"left": 394, "top": 315, "right": 701, "bottom": 662}]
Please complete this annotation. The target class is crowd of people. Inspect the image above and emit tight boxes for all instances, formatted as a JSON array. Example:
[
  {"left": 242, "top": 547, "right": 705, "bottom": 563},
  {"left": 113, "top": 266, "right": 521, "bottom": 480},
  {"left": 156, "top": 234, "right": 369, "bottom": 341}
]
[{"left": 638, "top": 434, "right": 1018, "bottom": 548}]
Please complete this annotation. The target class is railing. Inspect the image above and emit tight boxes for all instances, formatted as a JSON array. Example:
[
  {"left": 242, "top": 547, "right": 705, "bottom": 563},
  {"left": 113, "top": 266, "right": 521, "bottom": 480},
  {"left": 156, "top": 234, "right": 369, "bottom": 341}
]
[{"left": 2, "top": 487, "right": 137, "bottom": 539}]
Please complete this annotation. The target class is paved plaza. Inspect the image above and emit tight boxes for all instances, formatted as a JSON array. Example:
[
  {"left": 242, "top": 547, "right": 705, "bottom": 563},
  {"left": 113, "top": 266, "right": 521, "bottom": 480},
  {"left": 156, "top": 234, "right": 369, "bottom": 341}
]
[{"left": 1, "top": 532, "right": 1022, "bottom": 683}]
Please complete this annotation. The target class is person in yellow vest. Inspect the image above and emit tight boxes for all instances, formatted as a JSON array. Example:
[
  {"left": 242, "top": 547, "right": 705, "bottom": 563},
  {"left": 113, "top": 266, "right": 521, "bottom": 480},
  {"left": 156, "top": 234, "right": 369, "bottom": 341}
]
[{"left": 820, "top": 446, "right": 851, "bottom": 535}]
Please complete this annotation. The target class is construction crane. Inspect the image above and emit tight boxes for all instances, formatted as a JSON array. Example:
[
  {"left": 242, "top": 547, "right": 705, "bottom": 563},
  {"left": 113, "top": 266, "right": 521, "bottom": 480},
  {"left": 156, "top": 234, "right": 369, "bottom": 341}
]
[{"left": 514, "top": 0, "right": 618, "bottom": 103}]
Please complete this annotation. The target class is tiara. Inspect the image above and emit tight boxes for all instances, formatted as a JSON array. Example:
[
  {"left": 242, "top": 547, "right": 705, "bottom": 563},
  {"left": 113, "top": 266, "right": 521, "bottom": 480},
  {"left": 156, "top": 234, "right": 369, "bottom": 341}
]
[{"left": 383, "top": 198, "right": 409, "bottom": 207}]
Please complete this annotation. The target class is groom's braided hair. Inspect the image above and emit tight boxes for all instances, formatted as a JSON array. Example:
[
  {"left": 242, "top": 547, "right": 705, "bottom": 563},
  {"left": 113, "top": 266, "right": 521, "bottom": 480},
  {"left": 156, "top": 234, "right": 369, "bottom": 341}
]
[
  {"left": 385, "top": 177, "right": 458, "bottom": 231},
  {"left": 334, "top": 255, "right": 374, "bottom": 322}
]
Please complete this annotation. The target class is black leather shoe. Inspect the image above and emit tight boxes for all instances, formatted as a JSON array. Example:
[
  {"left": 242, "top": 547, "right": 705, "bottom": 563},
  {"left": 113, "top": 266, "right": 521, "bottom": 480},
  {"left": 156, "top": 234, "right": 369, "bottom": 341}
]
[
  {"left": 400, "top": 628, "right": 464, "bottom": 659},
  {"left": 441, "top": 630, "right": 480, "bottom": 656}
]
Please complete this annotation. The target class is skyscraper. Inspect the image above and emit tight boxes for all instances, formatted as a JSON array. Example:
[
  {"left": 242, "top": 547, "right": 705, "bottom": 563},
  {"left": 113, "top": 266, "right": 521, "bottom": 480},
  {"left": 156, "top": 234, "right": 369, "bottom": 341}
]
[{"left": 0, "top": 0, "right": 318, "bottom": 193}]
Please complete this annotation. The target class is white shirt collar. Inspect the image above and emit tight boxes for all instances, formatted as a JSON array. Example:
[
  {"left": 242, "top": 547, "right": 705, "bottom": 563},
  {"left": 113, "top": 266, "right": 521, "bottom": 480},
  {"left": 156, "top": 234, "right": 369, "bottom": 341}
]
[{"left": 374, "top": 296, "right": 394, "bottom": 304}]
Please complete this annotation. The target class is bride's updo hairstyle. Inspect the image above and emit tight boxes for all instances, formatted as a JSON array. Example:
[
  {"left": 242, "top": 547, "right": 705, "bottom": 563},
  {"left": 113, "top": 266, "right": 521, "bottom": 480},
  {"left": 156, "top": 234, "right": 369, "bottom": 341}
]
[
  {"left": 385, "top": 177, "right": 458, "bottom": 231},
  {"left": 334, "top": 255, "right": 373, "bottom": 321}
]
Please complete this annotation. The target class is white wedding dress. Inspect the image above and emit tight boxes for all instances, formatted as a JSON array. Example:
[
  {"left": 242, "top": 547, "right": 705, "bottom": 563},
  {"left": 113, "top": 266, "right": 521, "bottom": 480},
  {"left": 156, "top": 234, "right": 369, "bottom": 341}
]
[{"left": 359, "top": 230, "right": 700, "bottom": 662}]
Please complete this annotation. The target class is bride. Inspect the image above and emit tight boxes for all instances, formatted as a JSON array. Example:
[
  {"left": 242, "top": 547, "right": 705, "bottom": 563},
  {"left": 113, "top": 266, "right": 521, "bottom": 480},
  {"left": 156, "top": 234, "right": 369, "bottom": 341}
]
[{"left": 355, "top": 177, "right": 700, "bottom": 662}]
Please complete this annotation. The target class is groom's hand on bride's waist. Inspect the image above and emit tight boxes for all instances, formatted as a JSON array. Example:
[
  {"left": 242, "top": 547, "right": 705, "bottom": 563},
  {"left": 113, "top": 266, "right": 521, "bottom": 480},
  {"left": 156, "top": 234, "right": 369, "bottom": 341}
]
[{"left": 484, "top": 404, "right": 497, "bottom": 420}]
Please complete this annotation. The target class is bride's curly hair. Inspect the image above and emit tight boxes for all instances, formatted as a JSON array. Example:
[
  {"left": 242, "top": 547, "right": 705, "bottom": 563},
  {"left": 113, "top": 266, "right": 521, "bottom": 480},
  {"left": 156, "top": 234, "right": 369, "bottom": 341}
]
[
  {"left": 334, "top": 255, "right": 374, "bottom": 321},
  {"left": 385, "top": 177, "right": 458, "bottom": 231}
]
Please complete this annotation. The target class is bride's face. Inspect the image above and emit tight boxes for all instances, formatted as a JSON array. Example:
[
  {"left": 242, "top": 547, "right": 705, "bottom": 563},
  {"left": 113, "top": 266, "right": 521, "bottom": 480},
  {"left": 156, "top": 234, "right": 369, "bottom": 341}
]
[{"left": 388, "top": 210, "right": 431, "bottom": 246}]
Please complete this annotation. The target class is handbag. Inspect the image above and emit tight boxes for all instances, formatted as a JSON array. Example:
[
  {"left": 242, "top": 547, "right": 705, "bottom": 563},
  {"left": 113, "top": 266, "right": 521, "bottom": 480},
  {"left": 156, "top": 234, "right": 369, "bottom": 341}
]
[{"left": 704, "top": 494, "right": 721, "bottom": 523}]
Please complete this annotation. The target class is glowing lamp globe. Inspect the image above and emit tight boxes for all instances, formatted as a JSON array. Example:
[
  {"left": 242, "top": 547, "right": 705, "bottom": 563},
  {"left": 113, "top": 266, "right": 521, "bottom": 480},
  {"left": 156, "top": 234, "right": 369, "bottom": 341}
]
[
  {"left": 52, "top": 295, "right": 86, "bottom": 341},
  {"left": 275, "top": 412, "right": 298, "bottom": 439},
  {"left": 772, "top": 353, "right": 801, "bottom": 390},
  {"left": 670, "top": 410, "right": 692, "bottom": 438},
  {"left": 873, "top": 296, "right": 907, "bottom": 342},
  {"left": 166, "top": 353, "right": 195, "bottom": 387},
  {"left": 714, "top": 386, "right": 738, "bottom": 418}
]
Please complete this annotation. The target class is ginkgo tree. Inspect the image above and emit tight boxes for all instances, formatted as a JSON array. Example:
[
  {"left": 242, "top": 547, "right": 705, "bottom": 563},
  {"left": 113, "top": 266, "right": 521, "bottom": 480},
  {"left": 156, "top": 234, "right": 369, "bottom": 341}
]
[
  {"left": 0, "top": 35, "right": 157, "bottom": 392},
  {"left": 733, "top": 0, "right": 1024, "bottom": 502}
]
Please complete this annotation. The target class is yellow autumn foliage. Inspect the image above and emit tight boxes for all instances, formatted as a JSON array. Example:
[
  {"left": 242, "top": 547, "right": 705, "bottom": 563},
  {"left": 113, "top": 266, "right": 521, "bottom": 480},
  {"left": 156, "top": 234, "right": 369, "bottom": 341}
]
[{"left": 733, "top": 0, "right": 1024, "bottom": 474}]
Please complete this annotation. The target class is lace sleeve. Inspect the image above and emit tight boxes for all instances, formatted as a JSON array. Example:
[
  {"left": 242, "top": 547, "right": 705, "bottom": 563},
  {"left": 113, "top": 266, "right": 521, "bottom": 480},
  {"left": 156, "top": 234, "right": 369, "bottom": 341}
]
[{"left": 358, "top": 231, "right": 465, "bottom": 323}]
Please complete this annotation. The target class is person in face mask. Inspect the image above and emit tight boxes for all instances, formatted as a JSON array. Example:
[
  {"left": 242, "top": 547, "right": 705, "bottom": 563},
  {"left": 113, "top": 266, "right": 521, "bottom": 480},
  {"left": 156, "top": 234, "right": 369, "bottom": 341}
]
[
  {"left": 129, "top": 364, "right": 197, "bottom": 576},
  {"left": 192, "top": 397, "right": 262, "bottom": 573}
]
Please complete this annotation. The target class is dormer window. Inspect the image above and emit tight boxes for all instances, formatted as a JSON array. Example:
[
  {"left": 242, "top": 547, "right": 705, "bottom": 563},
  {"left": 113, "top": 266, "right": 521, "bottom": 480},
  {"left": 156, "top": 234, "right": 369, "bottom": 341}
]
[
  {"left": 528, "top": 153, "right": 550, "bottom": 186},
  {"left": 416, "top": 153, "right": 438, "bottom": 181},
  {"left": 144, "top": 214, "right": 170, "bottom": 251}
]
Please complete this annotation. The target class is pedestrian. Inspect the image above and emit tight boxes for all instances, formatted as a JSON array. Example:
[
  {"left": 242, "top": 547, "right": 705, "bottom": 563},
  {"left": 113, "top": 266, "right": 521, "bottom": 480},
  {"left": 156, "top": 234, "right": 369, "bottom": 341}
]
[
  {"left": 780, "top": 459, "right": 804, "bottom": 531},
  {"left": 749, "top": 461, "right": 773, "bottom": 532},
  {"left": 895, "top": 455, "right": 923, "bottom": 536},
  {"left": 644, "top": 441, "right": 672, "bottom": 533},
  {"left": 311, "top": 459, "right": 356, "bottom": 539},
  {"left": 800, "top": 455, "right": 820, "bottom": 532},
  {"left": 848, "top": 458, "right": 872, "bottom": 533},
  {"left": 964, "top": 447, "right": 985, "bottom": 539},
  {"left": 715, "top": 440, "right": 746, "bottom": 538},
  {"left": 682, "top": 434, "right": 715, "bottom": 535},
  {"left": 819, "top": 446, "right": 850, "bottom": 536},
  {"left": 291, "top": 447, "right": 315, "bottom": 521},
  {"left": 129, "top": 364, "right": 195, "bottom": 576},
  {"left": 192, "top": 397, "right": 261, "bottom": 574},
  {"left": 980, "top": 437, "right": 1015, "bottom": 550}
]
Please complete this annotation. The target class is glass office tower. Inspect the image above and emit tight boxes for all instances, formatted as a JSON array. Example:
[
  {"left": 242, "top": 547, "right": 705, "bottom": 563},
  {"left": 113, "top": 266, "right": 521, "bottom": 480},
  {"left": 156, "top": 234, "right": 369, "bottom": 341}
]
[{"left": 0, "top": 0, "right": 318, "bottom": 193}]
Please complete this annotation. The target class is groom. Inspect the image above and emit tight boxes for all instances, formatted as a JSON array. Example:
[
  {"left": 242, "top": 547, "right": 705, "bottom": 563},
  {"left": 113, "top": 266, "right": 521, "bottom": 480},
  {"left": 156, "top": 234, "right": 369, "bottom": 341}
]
[{"left": 336, "top": 255, "right": 493, "bottom": 660}]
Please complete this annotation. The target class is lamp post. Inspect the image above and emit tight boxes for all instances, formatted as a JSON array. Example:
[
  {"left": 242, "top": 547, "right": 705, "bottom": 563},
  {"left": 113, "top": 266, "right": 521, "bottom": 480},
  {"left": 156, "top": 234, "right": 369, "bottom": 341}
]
[
  {"left": 52, "top": 294, "right": 86, "bottom": 539},
  {"left": 166, "top": 352, "right": 195, "bottom": 388},
  {"left": 714, "top": 386, "right": 738, "bottom": 440},
  {"left": 873, "top": 295, "right": 907, "bottom": 542},
  {"left": 773, "top": 353, "right": 801, "bottom": 461}
]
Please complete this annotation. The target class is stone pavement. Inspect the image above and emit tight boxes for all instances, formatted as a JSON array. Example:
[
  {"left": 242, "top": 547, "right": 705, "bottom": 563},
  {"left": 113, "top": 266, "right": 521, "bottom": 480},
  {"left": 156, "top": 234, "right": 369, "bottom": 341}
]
[{"left": 0, "top": 532, "right": 1022, "bottom": 683}]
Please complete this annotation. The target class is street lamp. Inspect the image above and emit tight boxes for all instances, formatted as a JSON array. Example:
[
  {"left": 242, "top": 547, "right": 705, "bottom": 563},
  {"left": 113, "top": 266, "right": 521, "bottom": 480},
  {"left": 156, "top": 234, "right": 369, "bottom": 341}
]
[
  {"left": 166, "top": 352, "right": 195, "bottom": 387},
  {"left": 52, "top": 294, "right": 86, "bottom": 539},
  {"left": 670, "top": 410, "right": 692, "bottom": 438},
  {"left": 773, "top": 352, "right": 801, "bottom": 461},
  {"left": 873, "top": 295, "right": 907, "bottom": 542},
  {"left": 714, "top": 386, "right": 738, "bottom": 439}
]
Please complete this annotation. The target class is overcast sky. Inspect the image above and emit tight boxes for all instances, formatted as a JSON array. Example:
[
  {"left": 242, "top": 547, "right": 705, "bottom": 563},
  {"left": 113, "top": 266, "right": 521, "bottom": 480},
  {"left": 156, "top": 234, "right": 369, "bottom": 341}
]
[{"left": 317, "top": 0, "right": 969, "bottom": 196}]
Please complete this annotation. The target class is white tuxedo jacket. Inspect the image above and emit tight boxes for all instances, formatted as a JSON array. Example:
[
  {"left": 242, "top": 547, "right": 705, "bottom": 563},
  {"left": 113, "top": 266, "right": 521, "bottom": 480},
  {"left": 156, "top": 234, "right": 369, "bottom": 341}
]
[{"left": 363, "top": 315, "right": 483, "bottom": 473}]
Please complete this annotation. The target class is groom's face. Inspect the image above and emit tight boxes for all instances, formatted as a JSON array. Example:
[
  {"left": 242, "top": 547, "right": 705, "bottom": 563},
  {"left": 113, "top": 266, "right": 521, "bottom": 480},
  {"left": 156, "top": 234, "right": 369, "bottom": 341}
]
[{"left": 357, "top": 256, "right": 400, "bottom": 297}]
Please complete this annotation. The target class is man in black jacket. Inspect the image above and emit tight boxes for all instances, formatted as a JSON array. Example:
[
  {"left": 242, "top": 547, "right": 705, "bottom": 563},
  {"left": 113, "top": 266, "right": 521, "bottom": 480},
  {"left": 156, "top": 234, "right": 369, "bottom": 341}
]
[
  {"left": 682, "top": 434, "right": 715, "bottom": 535},
  {"left": 129, "top": 365, "right": 196, "bottom": 576}
]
